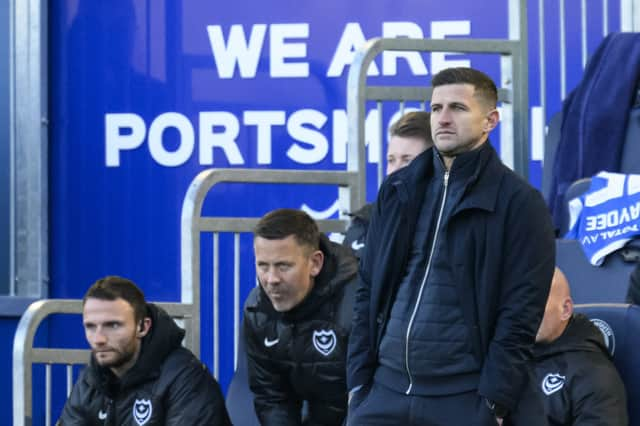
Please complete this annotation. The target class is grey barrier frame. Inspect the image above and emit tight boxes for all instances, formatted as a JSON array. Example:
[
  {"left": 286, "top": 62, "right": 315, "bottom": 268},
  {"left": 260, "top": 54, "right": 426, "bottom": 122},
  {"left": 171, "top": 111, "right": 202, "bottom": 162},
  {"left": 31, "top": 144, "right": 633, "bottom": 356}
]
[
  {"left": 12, "top": 299, "right": 194, "bottom": 426},
  {"left": 348, "top": 0, "right": 529, "bottom": 187},
  {"left": 180, "top": 168, "right": 359, "bottom": 376}
]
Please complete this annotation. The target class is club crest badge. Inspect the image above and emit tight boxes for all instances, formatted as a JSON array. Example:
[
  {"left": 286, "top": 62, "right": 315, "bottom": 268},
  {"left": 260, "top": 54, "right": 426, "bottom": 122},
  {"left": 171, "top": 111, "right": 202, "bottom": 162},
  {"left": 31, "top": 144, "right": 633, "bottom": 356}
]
[
  {"left": 541, "top": 373, "right": 566, "bottom": 396},
  {"left": 133, "top": 399, "right": 153, "bottom": 425},
  {"left": 590, "top": 318, "right": 616, "bottom": 355},
  {"left": 312, "top": 329, "right": 337, "bottom": 356}
]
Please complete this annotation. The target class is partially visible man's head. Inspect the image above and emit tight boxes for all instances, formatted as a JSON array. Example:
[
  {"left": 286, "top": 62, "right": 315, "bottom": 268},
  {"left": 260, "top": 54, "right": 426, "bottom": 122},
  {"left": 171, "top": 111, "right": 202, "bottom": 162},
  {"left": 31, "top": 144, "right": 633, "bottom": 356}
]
[
  {"left": 431, "top": 67, "right": 498, "bottom": 109},
  {"left": 430, "top": 67, "right": 499, "bottom": 167},
  {"left": 253, "top": 209, "right": 324, "bottom": 312},
  {"left": 82, "top": 276, "right": 151, "bottom": 377},
  {"left": 536, "top": 268, "right": 573, "bottom": 343},
  {"left": 386, "top": 111, "right": 433, "bottom": 175}
]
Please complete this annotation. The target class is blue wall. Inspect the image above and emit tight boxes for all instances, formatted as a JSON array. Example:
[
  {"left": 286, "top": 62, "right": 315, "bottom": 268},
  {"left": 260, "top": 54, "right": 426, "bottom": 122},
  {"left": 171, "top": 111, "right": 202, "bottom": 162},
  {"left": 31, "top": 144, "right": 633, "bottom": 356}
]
[{"left": 1, "top": 319, "right": 19, "bottom": 425}]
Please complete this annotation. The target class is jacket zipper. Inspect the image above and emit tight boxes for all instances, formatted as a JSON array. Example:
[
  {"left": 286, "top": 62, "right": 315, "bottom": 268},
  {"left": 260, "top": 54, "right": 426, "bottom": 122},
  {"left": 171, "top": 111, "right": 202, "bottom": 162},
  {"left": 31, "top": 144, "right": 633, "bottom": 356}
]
[{"left": 404, "top": 169, "right": 450, "bottom": 394}]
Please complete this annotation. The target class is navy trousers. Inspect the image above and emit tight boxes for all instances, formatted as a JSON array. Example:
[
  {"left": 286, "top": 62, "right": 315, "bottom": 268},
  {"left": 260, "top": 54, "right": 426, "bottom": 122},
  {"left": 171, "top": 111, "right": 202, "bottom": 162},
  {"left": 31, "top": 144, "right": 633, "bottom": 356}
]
[{"left": 348, "top": 379, "right": 548, "bottom": 426}]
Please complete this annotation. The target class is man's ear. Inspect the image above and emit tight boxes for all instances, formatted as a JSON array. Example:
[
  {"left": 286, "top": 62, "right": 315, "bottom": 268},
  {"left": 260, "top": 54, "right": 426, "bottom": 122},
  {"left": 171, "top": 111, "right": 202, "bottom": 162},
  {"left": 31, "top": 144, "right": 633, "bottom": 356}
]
[
  {"left": 560, "top": 297, "right": 574, "bottom": 321},
  {"left": 484, "top": 108, "right": 500, "bottom": 133},
  {"left": 308, "top": 250, "right": 324, "bottom": 278},
  {"left": 137, "top": 317, "right": 152, "bottom": 338}
]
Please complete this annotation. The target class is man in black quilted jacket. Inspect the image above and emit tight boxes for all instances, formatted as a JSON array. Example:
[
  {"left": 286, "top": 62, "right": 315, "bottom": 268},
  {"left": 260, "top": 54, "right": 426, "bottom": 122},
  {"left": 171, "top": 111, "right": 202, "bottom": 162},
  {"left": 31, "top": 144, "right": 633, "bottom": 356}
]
[
  {"left": 244, "top": 208, "right": 358, "bottom": 425},
  {"left": 58, "top": 276, "right": 231, "bottom": 425},
  {"left": 534, "top": 268, "right": 627, "bottom": 425}
]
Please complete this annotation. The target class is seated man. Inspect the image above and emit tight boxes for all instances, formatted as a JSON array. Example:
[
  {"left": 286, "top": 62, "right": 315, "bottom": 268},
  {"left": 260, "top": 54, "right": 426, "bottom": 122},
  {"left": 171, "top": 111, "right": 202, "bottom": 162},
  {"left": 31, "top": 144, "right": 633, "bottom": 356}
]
[
  {"left": 244, "top": 208, "right": 358, "bottom": 425},
  {"left": 58, "top": 276, "right": 231, "bottom": 425},
  {"left": 342, "top": 110, "right": 433, "bottom": 258},
  {"left": 534, "top": 267, "right": 628, "bottom": 425}
]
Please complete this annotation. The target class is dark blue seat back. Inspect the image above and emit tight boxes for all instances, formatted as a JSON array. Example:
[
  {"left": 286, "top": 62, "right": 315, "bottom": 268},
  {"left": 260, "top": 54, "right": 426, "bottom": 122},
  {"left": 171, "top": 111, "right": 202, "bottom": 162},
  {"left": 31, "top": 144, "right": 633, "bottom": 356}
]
[
  {"left": 620, "top": 104, "right": 640, "bottom": 174},
  {"left": 560, "top": 177, "right": 592, "bottom": 236},
  {"left": 555, "top": 239, "right": 638, "bottom": 304},
  {"left": 225, "top": 325, "right": 260, "bottom": 426},
  {"left": 573, "top": 304, "right": 640, "bottom": 424}
]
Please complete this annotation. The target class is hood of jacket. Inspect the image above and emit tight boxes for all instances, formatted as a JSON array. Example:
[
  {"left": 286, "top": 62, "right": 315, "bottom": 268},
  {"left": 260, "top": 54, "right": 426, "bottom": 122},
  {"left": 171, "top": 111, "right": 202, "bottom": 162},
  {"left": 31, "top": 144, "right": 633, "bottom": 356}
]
[
  {"left": 87, "top": 303, "right": 185, "bottom": 395},
  {"left": 534, "top": 313, "right": 609, "bottom": 360}
]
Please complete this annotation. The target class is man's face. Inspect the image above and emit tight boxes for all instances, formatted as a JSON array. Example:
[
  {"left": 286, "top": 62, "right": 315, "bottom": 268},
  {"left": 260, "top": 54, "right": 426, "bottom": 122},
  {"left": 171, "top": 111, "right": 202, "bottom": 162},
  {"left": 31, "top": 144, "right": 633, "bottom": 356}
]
[
  {"left": 430, "top": 83, "right": 497, "bottom": 163},
  {"left": 254, "top": 235, "right": 324, "bottom": 312},
  {"left": 386, "top": 135, "right": 429, "bottom": 175},
  {"left": 83, "top": 298, "right": 145, "bottom": 376}
]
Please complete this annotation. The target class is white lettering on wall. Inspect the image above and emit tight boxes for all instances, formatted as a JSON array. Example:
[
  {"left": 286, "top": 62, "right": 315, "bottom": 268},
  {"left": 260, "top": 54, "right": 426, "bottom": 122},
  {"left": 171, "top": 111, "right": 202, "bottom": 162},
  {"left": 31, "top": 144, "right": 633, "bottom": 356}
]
[
  {"left": 105, "top": 113, "right": 146, "bottom": 167},
  {"left": 207, "top": 24, "right": 267, "bottom": 79},
  {"left": 430, "top": 21, "right": 471, "bottom": 74},
  {"left": 199, "top": 111, "right": 245, "bottom": 165}
]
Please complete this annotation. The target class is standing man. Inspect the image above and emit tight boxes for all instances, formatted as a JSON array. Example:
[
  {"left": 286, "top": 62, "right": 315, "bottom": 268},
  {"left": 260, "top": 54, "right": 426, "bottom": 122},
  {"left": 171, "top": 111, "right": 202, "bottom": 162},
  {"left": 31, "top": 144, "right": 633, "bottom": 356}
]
[
  {"left": 58, "top": 276, "right": 231, "bottom": 425},
  {"left": 244, "top": 208, "right": 358, "bottom": 425},
  {"left": 534, "top": 268, "right": 627, "bottom": 425},
  {"left": 347, "top": 67, "right": 555, "bottom": 425},
  {"left": 343, "top": 111, "right": 433, "bottom": 259}
]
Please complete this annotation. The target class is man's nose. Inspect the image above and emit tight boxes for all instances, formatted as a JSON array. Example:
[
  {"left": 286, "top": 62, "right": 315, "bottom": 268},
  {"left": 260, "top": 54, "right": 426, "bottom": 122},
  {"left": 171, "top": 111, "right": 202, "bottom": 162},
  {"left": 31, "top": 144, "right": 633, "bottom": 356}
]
[
  {"left": 265, "top": 269, "right": 280, "bottom": 285},
  {"left": 90, "top": 328, "right": 107, "bottom": 345},
  {"left": 438, "top": 108, "right": 452, "bottom": 124}
]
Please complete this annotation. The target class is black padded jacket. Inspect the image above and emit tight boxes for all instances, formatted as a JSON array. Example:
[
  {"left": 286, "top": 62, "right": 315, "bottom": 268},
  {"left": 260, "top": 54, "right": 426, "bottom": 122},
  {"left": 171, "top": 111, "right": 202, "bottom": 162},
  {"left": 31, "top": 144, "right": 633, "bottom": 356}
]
[
  {"left": 243, "top": 235, "right": 358, "bottom": 426},
  {"left": 533, "top": 314, "right": 628, "bottom": 425},
  {"left": 57, "top": 304, "right": 231, "bottom": 426}
]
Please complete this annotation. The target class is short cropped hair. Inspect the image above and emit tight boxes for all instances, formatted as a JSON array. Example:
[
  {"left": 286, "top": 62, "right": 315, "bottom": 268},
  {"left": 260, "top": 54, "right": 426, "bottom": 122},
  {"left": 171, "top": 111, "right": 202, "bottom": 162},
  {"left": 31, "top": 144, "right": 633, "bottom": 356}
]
[
  {"left": 83, "top": 276, "right": 148, "bottom": 324},
  {"left": 432, "top": 67, "right": 498, "bottom": 109},
  {"left": 254, "top": 209, "right": 320, "bottom": 253},
  {"left": 389, "top": 111, "right": 433, "bottom": 146}
]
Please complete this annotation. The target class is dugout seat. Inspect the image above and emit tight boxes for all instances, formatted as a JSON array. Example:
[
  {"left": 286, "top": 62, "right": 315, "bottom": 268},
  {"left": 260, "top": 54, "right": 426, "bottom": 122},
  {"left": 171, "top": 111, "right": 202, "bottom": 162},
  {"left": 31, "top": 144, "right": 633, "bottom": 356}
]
[
  {"left": 556, "top": 238, "right": 638, "bottom": 304},
  {"left": 573, "top": 304, "right": 640, "bottom": 424}
]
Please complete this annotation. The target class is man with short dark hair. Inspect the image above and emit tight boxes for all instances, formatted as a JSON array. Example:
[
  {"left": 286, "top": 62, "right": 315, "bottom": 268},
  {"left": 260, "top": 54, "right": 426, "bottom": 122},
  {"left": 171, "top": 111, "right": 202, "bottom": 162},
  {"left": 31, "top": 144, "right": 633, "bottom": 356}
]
[
  {"left": 244, "top": 208, "right": 358, "bottom": 425},
  {"left": 343, "top": 111, "right": 433, "bottom": 258},
  {"left": 347, "top": 67, "right": 556, "bottom": 425},
  {"left": 534, "top": 268, "right": 627, "bottom": 425},
  {"left": 58, "top": 276, "right": 231, "bottom": 425}
]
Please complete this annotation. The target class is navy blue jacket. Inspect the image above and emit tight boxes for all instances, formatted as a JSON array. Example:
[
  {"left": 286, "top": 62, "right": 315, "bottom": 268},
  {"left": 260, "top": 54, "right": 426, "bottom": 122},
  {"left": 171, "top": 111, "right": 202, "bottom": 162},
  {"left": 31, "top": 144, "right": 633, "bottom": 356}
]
[{"left": 347, "top": 144, "right": 556, "bottom": 412}]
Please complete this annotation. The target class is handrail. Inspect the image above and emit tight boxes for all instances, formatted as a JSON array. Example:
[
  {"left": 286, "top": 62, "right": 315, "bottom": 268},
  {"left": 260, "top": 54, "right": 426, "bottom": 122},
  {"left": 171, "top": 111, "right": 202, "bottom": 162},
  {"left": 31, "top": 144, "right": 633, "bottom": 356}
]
[
  {"left": 180, "top": 167, "right": 360, "bottom": 375},
  {"left": 13, "top": 299, "right": 194, "bottom": 426}
]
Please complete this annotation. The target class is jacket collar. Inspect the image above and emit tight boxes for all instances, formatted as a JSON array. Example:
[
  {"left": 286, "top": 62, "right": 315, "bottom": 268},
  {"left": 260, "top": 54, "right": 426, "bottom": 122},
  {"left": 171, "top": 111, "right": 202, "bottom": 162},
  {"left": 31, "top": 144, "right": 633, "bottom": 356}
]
[{"left": 389, "top": 142, "right": 505, "bottom": 214}]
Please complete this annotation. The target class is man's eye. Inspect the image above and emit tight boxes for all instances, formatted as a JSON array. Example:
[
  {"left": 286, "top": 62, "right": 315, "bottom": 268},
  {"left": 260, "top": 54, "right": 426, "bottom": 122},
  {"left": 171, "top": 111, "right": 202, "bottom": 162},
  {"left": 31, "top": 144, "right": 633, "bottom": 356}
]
[{"left": 110, "top": 323, "right": 120, "bottom": 329}]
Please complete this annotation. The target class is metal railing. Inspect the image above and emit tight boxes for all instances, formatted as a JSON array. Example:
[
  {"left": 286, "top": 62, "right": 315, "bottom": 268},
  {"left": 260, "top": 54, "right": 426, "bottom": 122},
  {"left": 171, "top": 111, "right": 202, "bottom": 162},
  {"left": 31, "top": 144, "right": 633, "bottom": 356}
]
[
  {"left": 180, "top": 168, "right": 359, "bottom": 376},
  {"left": 12, "top": 299, "right": 194, "bottom": 426},
  {"left": 348, "top": 0, "right": 528, "bottom": 185}
]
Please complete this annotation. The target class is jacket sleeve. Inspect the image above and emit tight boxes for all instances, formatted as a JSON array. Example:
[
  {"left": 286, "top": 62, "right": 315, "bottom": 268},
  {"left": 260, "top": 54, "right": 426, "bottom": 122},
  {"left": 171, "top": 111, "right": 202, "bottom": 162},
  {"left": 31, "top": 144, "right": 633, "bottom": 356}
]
[
  {"left": 346, "top": 202, "right": 381, "bottom": 391},
  {"left": 244, "top": 318, "right": 301, "bottom": 426},
  {"left": 571, "top": 359, "right": 628, "bottom": 425},
  {"left": 56, "top": 373, "right": 89, "bottom": 425},
  {"left": 164, "top": 356, "right": 232, "bottom": 426},
  {"left": 478, "top": 188, "right": 556, "bottom": 411}
]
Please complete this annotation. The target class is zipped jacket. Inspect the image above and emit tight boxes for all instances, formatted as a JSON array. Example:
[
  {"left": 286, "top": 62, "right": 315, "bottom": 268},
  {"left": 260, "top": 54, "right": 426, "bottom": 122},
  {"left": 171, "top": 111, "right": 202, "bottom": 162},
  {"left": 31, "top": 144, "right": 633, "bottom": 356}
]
[
  {"left": 347, "top": 144, "right": 556, "bottom": 413},
  {"left": 58, "top": 304, "right": 230, "bottom": 426},
  {"left": 533, "top": 314, "right": 628, "bottom": 425},
  {"left": 244, "top": 235, "right": 358, "bottom": 426}
]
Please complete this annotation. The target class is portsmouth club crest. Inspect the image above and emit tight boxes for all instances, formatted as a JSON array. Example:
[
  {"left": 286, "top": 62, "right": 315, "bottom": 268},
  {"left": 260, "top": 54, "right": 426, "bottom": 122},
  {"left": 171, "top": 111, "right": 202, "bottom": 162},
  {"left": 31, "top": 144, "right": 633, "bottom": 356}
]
[
  {"left": 541, "top": 373, "right": 566, "bottom": 396},
  {"left": 132, "top": 399, "right": 153, "bottom": 426},
  {"left": 590, "top": 318, "right": 616, "bottom": 355},
  {"left": 312, "top": 329, "right": 337, "bottom": 356}
]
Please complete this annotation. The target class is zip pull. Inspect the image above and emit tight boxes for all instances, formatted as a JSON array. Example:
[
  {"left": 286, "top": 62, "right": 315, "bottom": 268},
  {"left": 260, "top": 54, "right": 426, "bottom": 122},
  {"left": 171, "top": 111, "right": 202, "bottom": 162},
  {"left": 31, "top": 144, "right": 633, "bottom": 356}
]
[{"left": 444, "top": 170, "right": 450, "bottom": 188}]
